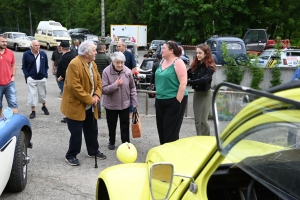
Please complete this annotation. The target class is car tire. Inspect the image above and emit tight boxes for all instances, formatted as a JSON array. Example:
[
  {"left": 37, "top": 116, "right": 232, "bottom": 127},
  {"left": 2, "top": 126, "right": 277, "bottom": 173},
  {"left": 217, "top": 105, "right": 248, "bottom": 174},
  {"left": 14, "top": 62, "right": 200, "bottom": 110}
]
[
  {"left": 47, "top": 43, "right": 51, "bottom": 50},
  {"left": 14, "top": 44, "right": 19, "bottom": 52},
  {"left": 6, "top": 131, "right": 28, "bottom": 192}
]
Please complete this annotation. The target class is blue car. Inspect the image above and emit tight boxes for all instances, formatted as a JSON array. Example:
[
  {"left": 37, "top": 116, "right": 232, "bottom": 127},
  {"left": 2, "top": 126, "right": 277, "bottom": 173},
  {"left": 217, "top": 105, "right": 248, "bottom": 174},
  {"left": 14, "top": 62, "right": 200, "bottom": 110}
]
[
  {"left": 205, "top": 36, "right": 247, "bottom": 66},
  {"left": 0, "top": 108, "right": 33, "bottom": 196}
]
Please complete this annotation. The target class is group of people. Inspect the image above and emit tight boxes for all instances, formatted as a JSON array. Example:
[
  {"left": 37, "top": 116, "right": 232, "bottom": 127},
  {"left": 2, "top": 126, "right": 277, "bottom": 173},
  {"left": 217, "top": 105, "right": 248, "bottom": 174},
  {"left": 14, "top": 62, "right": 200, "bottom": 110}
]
[{"left": 0, "top": 31, "right": 220, "bottom": 166}]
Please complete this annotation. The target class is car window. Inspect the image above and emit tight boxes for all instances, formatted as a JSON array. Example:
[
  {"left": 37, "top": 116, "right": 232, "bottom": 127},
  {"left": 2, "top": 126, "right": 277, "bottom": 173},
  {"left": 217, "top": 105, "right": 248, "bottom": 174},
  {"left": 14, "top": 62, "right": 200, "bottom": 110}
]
[
  {"left": 13, "top": 33, "right": 27, "bottom": 39},
  {"left": 7, "top": 33, "right": 12, "bottom": 38},
  {"left": 259, "top": 50, "right": 273, "bottom": 60},
  {"left": 287, "top": 52, "right": 300, "bottom": 57},
  {"left": 244, "top": 30, "right": 267, "bottom": 43},
  {"left": 42, "top": 30, "right": 47, "bottom": 35},
  {"left": 140, "top": 60, "right": 154, "bottom": 70},
  {"left": 3, "top": 33, "right": 8, "bottom": 38},
  {"left": 47, "top": 31, "right": 52, "bottom": 36},
  {"left": 53, "top": 30, "right": 70, "bottom": 37},
  {"left": 226, "top": 42, "right": 242, "bottom": 50}
]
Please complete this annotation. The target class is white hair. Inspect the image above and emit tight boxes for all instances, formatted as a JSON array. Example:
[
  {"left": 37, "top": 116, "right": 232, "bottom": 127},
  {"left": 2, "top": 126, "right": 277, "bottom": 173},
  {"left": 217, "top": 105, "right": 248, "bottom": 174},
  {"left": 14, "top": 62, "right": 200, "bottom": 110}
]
[
  {"left": 30, "top": 40, "right": 39, "bottom": 47},
  {"left": 111, "top": 52, "right": 126, "bottom": 62},
  {"left": 78, "top": 40, "right": 96, "bottom": 56}
]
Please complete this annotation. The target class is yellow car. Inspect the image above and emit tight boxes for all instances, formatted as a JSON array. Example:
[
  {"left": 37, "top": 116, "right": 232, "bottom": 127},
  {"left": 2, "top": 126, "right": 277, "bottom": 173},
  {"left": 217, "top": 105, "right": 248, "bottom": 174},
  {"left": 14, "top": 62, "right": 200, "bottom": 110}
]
[{"left": 96, "top": 81, "right": 300, "bottom": 200}]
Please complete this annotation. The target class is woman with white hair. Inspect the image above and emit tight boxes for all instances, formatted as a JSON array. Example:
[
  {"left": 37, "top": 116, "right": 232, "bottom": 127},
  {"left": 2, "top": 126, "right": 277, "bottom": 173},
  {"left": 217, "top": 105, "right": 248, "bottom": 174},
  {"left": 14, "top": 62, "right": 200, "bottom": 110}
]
[{"left": 102, "top": 52, "right": 138, "bottom": 150}]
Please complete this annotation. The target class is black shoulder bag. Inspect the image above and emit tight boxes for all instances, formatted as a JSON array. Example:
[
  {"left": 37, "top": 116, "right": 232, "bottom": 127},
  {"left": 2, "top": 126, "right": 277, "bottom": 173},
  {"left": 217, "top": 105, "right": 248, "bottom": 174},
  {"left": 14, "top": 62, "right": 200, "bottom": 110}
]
[{"left": 25, "top": 53, "right": 39, "bottom": 84}]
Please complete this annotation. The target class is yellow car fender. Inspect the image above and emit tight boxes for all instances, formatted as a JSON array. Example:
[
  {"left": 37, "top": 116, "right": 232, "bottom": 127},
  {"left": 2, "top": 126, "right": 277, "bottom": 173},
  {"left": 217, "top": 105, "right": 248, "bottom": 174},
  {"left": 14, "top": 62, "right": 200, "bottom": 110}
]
[{"left": 96, "top": 163, "right": 151, "bottom": 200}]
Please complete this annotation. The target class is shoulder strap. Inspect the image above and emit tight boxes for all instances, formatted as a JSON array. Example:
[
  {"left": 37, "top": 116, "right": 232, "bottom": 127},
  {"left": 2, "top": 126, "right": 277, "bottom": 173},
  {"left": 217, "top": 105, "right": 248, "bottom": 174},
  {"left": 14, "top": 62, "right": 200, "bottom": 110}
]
[
  {"left": 27, "top": 53, "right": 40, "bottom": 72},
  {"left": 172, "top": 57, "right": 180, "bottom": 64}
]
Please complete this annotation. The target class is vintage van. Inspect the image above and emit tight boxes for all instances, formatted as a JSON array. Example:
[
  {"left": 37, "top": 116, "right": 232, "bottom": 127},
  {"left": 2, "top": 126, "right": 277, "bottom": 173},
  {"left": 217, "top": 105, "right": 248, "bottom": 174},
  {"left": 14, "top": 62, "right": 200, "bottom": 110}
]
[{"left": 34, "top": 20, "right": 71, "bottom": 50}]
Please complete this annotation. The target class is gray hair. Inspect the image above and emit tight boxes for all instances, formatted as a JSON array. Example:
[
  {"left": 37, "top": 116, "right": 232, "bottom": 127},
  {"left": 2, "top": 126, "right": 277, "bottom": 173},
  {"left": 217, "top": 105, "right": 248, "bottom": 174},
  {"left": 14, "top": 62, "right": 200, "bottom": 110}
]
[
  {"left": 97, "top": 44, "right": 106, "bottom": 52},
  {"left": 30, "top": 40, "right": 39, "bottom": 47},
  {"left": 78, "top": 40, "right": 95, "bottom": 56},
  {"left": 111, "top": 52, "right": 126, "bottom": 62}
]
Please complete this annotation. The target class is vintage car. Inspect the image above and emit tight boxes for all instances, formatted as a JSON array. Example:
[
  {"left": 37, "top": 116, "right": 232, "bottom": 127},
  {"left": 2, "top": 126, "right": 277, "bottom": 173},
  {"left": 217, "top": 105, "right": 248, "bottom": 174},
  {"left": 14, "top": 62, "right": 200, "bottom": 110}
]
[
  {"left": 68, "top": 28, "right": 99, "bottom": 44},
  {"left": 2, "top": 32, "right": 31, "bottom": 51},
  {"left": 148, "top": 40, "right": 165, "bottom": 57},
  {"left": 95, "top": 80, "right": 300, "bottom": 200},
  {"left": 0, "top": 108, "right": 33, "bottom": 196},
  {"left": 135, "top": 58, "right": 157, "bottom": 88}
]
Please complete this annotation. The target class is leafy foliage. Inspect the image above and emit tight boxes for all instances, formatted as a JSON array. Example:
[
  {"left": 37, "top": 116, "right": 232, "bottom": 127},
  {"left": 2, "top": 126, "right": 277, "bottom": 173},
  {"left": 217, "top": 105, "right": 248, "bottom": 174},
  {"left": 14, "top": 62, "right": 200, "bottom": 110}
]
[
  {"left": 270, "top": 37, "right": 282, "bottom": 87},
  {"left": 221, "top": 42, "right": 246, "bottom": 85},
  {"left": 1, "top": 0, "right": 300, "bottom": 44},
  {"left": 244, "top": 54, "right": 264, "bottom": 90}
]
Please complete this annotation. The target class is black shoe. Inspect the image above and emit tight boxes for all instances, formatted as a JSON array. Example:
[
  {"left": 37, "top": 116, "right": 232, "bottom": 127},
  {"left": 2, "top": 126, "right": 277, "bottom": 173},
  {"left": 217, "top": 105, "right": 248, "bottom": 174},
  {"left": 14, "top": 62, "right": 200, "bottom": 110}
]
[
  {"left": 108, "top": 143, "right": 115, "bottom": 150},
  {"left": 29, "top": 111, "right": 36, "bottom": 119},
  {"left": 65, "top": 157, "right": 80, "bottom": 166},
  {"left": 41, "top": 106, "right": 50, "bottom": 115},
  {"left": 88, "top": 152, "right": 106, "bottom": 160},
  {"left": 61, "top": 118, "right": 67, "bottom": 123}
]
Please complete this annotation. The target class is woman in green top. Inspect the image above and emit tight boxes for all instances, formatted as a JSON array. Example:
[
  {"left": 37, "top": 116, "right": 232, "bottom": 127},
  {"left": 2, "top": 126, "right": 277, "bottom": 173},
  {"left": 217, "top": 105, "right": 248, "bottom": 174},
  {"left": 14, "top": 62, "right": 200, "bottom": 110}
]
[{"left": 155, "top": 41, "right": 188, "bottom": 145}]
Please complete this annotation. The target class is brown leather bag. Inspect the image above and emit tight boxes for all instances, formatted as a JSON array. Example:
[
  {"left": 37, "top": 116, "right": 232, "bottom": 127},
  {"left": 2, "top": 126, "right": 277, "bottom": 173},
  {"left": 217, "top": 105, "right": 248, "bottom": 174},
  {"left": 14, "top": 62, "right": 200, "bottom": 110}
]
[{"left": 131, "top": 108, "right": 142, "bottom": 138}]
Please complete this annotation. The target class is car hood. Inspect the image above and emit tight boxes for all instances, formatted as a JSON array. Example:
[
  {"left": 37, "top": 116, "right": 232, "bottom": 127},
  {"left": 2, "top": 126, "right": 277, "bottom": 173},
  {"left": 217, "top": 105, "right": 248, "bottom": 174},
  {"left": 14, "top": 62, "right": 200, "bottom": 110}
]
[
  {"left": 12, "top": 38, "right": 31, "bottom": 44},
  {"left": 146, "top": 136, "right": 225, "bottom": 177}
]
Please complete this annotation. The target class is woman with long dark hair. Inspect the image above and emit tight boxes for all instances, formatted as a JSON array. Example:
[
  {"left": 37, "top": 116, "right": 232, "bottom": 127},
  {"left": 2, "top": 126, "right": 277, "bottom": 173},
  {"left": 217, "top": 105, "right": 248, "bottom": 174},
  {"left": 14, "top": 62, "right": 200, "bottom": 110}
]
[{"left": 188, "top": 44, "right": 216, "bottom": 136}]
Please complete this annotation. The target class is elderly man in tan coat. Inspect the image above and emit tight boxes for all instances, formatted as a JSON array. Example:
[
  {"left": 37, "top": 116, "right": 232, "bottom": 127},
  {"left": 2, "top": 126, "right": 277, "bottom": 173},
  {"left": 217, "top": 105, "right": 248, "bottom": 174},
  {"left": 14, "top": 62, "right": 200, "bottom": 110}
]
[{"left": 61, "top": 40, "right": 106, "bottom": 166}]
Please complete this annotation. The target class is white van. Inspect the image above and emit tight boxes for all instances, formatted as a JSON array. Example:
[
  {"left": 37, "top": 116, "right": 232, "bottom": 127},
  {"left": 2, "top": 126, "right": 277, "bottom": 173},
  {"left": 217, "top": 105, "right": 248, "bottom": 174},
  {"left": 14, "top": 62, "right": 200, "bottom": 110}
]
[{"left": 34, "top": 20, "right": 71, "bottom": 50}]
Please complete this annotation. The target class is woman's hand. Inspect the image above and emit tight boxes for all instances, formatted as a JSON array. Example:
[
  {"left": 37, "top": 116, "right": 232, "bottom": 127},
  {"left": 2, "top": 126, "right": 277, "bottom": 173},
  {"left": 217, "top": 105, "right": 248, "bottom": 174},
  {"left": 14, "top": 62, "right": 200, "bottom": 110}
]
[{"left": 115, "top": 77, "right": 123, "bottom": 86}]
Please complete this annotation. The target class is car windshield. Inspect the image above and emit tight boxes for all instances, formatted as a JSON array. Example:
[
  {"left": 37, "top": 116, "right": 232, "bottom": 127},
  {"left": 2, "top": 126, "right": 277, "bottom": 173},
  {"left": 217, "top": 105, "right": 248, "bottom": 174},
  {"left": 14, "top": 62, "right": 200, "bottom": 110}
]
[
  {"left": 259, "top": 50, "right": 273, "bottom": 60},
  {"left": 212, "top": 83, "right": 300, "bottom": 199},
  {"left": 53, "top": 30, "right": 70, "bottom": 37},
  {"left": 13, "top": 33, "right": 27, "bottom": 39},
  {"left": 140, "top": 60, "right": 154, "bottom": 70}
]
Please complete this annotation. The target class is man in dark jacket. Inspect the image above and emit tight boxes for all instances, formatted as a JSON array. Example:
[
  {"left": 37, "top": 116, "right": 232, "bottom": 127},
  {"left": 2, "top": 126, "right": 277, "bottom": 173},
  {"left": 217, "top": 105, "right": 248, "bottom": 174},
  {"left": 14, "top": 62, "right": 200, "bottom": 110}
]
[
  {"left": 56, "top": 40, "right": 76, "bottom": 122},
  {"left": 94, "top": 44, "right": 111, "bottom": 118},
  {"left": 94, "top": 44, "right": 111, "bottom": 76},
  {"left": 22, "top": 40, "right": 49, "bottom": 119},
  {"left": 70, "top": 39, "right": 79, "bottom": 55}
]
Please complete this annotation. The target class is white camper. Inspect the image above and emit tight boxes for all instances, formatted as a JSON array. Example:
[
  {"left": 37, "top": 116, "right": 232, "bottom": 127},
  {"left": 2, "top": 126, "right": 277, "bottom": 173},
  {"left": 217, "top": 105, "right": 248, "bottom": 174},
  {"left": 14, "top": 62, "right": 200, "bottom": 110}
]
[
  {"left": 110, "top": 25, "right": 147, "bottom": 49},
  {"left": 35, "top": 20, "right": 71, "bottom": 50}
]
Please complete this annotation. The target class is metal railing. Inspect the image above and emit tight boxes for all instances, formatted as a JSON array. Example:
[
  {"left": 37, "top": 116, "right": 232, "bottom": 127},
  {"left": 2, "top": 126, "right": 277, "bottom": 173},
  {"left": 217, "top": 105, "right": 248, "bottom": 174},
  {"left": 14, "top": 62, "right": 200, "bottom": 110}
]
[{"left": 136, "top": 89, "right": 194, "bottom": 117}]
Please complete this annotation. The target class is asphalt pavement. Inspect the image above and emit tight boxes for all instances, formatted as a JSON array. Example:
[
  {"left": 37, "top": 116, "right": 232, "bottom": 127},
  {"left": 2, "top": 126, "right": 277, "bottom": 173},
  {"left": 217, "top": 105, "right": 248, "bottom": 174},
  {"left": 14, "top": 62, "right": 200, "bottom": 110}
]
[{"left": 1, "top": 49, "right": 215, "bottom": 199}]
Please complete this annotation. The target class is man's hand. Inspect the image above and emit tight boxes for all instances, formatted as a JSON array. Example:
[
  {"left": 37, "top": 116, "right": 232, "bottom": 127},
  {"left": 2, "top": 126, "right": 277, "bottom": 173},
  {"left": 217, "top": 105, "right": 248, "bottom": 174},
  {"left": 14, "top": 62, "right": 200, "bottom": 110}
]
[
  {"left": 92, "top": 95, "right": 100, "bottom": 105},
  {"left": 11, "top": 75, "right": 15, "bottom": 82},
  {"left": 52, "top": 68, "right": 56, "bottom": 75},
  {"left": 57, "top": 76, "right": 64, "bottom": 82}
]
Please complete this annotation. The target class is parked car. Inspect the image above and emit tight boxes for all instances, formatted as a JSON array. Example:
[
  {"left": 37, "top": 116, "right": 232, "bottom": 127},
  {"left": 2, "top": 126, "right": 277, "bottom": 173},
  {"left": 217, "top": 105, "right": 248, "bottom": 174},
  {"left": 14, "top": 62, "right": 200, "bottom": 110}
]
[
  {"left": 148, "top": 40, "right": 165, "bottom": 57},
  {"left": 136, "top": 58, "right": 157, "bottom": 88},
  {"left": 107, "top": 41, "right": 138, "bottom": 63},
  {"left": 257, "top": 48, "right": 300, "bottom": 68},
  {"left": 0, "top": 108, "right": 33, "bottom": 196},
  {"left": 95, "top": 81, "right": 300, "bottom": 200},
  {"left": 152, "top": 43, "right": 190, "bottom": 65},
  {"left": 68, "top": 28, "right": 99, "bottom": 44},
  {"left": 26, "top": 36, "right": 35, "bottom": 41},
  {"left": 2, "top": 32, "right": 31, "bottom": 51},
  {"left": 205, "top": 36, "right": 247, "bottom": 66}
]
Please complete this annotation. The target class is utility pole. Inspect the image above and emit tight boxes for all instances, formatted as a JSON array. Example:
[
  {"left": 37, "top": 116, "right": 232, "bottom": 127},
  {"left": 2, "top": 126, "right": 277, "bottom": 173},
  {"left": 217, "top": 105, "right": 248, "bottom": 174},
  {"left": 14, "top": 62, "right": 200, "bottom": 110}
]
[
  {"left": 29, "top": 5, "right": 33, "bottom": 36},
  {"left": 101, "top": 0, "right": 105, "bottom": 37}
]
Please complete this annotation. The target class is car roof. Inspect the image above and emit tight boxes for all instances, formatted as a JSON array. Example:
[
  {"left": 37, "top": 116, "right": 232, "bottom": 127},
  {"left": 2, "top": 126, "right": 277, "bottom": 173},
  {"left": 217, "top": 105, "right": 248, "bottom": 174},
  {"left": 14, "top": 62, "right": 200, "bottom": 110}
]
[
  {"left": 4, "top": 32, "right": 26, "bottom": 34},
  {"left": 207, "top": 36, "right": 244, "bottom": 42}
]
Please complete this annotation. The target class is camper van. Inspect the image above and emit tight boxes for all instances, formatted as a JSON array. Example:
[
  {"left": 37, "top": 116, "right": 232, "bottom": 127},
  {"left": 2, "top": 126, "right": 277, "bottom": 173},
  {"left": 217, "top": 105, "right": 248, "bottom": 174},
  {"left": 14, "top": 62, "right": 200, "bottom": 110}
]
[{"left": 34, "top": 20, "right": 71, "bottom": 50}]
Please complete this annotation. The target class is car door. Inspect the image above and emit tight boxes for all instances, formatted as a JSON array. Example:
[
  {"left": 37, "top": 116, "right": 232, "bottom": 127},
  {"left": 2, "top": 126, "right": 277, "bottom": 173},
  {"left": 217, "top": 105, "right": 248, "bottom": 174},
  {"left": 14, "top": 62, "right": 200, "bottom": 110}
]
[
  {"left": 6, "top": 33, "right": 13, "bottom": 48},
  {"left": 243, "top": 29, "right": 268, "bottom": 53}
]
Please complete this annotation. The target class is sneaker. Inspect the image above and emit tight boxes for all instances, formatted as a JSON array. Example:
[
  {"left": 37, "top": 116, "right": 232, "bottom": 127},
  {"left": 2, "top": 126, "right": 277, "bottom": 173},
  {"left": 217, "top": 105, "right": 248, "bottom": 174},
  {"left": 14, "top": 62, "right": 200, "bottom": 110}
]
[
  {"left": 108, "top": 143, "right": 115, "bottom": 150},
  {"left": 61, "top": 117, "right": 67, "bottom": 123},
  {"left": 88, "top": 152, "right": 106, "bottom": 160},
  {"left": 29, "top": 111, "right": 35, "bottom": 119},
  {"left": 65, "top": 157, "right": 80, "bottom": 166},
  {"left": 41, "top": 106, "right": 50, "bottom": 115}
]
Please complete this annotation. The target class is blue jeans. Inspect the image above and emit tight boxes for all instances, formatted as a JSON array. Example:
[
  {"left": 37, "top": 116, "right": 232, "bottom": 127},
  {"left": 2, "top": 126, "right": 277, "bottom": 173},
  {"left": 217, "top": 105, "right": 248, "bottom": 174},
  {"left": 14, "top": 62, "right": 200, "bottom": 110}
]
[
  {"left": 0, "top": 81, "right": 18, "bottom": 108},
  {"left": 58, "top": 80, "right": 64, "bottom": 96}
]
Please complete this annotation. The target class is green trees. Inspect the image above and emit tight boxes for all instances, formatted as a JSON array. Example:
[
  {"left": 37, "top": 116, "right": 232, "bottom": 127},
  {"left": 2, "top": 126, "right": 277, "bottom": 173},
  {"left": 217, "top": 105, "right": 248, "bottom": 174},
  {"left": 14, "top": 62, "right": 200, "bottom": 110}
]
[{"left": 1, "top": 0, "right": 300, "bottom": 44}]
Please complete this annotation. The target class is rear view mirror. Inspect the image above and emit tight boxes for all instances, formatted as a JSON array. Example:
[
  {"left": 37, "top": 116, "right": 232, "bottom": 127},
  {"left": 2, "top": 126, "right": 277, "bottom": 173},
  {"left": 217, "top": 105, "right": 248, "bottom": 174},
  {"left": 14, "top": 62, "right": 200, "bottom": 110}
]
[{"left": 150, "top": 163, "right": 174, "bottom": 200}]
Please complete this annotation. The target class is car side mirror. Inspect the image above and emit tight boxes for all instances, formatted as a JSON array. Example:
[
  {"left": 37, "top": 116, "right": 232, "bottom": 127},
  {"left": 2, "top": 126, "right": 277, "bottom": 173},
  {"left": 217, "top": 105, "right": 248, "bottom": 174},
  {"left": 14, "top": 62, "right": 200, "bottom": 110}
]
[{"left": 150, "top": 163, "right": 174, "bottom": 200}]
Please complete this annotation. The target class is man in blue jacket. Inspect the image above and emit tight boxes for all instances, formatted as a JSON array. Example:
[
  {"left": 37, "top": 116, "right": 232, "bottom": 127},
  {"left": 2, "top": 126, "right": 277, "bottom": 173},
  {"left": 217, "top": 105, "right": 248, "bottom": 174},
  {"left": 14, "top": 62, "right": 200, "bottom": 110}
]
[{"left": 22, "top": 40, "right": 49, "bottom": 119}]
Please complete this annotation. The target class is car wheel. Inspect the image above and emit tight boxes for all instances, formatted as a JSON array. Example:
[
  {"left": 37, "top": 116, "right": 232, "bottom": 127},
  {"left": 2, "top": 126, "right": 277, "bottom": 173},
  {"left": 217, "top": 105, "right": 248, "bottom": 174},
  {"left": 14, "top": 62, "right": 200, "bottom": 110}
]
[
  {"left": 6, "top": 131, "right": 29, "bottom": 192},
  {"left": 14, "top": 44, "right": 19, "bottom": 51},
  {"left": 47, "top": 43, "right": 51, "bottom": 50}
]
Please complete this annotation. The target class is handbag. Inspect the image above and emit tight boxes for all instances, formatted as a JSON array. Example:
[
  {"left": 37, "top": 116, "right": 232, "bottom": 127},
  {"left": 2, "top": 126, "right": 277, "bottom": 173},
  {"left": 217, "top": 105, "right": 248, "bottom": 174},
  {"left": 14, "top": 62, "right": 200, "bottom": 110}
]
[{"left": 131, "top": 108, "right": 142, "bottom": 138}]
